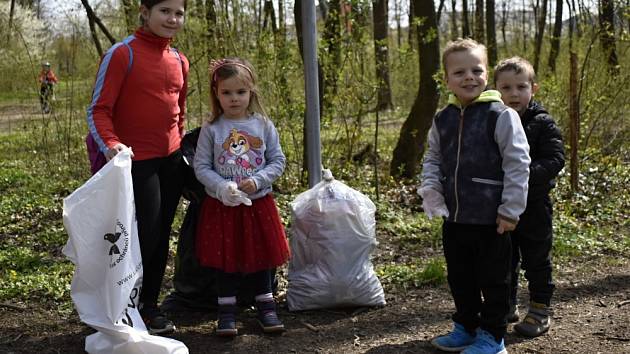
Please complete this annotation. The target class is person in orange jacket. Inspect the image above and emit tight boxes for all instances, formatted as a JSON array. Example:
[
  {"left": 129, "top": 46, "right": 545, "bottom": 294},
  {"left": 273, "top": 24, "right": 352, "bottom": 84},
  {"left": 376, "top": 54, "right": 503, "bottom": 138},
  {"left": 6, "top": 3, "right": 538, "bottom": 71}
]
[{"left": 38, "top": 62, "right": 58, "bottom": 105}]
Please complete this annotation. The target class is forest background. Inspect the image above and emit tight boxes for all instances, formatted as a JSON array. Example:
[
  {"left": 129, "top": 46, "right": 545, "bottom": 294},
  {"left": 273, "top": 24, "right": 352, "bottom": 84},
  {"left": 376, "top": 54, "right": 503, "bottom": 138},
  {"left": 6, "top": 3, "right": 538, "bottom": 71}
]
[{"left": 0, "top": 0, "right": 628, "bottom": 353}]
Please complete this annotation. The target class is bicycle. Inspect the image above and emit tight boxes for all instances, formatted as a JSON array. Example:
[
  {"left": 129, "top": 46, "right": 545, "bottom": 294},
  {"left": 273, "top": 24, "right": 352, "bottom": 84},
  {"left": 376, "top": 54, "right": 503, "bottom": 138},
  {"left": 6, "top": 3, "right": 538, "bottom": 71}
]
[{"left": 40, "top": 83, "right": 54, "bottom": 114}]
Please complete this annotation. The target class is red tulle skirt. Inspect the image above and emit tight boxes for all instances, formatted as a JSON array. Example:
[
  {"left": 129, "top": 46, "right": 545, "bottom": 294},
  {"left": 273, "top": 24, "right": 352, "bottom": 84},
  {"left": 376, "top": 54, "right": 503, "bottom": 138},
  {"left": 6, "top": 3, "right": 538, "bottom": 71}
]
[{"left": 195, "top": 193, "right": 290, "bottom": 273}]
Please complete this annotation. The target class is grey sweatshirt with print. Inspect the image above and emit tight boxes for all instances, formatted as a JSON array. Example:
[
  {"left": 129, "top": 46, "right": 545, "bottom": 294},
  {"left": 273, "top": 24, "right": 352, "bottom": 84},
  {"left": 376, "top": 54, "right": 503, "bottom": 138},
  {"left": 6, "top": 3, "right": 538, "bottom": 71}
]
[{"left": 194, "top": 113, "right": 286, "bottom": 200}]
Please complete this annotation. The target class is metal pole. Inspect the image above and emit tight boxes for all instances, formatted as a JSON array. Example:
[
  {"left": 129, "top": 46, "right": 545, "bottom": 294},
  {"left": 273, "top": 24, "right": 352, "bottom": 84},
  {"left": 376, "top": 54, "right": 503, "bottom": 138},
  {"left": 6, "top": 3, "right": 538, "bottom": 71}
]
[{"left": 302, "top": 0, "right": 322, "bottom": 187}]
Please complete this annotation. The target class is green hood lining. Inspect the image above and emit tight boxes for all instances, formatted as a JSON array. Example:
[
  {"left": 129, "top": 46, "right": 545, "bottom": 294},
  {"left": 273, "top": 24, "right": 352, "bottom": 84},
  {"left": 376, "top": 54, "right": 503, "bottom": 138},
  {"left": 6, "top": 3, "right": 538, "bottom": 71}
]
[{"left": 447, "top": 90, "right": 503, "bottom": 108}]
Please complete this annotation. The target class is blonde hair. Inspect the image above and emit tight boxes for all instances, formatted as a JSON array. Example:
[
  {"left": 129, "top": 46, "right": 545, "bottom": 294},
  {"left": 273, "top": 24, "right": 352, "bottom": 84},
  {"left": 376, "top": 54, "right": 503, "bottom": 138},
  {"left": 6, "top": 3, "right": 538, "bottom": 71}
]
[
  {"left": 493, "top": 56, "right": 537, "bottom": 85},
  {"left": 208, "top": 57, "right": 267, "bottom": 123},
  {"left": 442, "top": 38, "right": 488, "bottom": 74}
]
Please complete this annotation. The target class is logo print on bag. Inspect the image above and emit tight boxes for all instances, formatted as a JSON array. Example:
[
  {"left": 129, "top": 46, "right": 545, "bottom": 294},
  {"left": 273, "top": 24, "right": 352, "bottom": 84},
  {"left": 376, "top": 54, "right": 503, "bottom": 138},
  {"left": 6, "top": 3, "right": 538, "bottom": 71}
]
[
  {"left": 104, "top": 232, "right": 121, "bottom": 255},
  {"left": 106, "top": 219, "right": 130, "bottom": 268}
]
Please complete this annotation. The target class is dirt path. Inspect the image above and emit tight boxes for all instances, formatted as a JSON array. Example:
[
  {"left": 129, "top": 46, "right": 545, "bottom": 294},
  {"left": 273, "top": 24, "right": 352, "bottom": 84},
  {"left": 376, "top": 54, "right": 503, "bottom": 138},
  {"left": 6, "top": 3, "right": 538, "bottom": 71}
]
[
  {"left": 0, "top": 103, "right": 44, "bottom": 133},
  {"left": 0, "top": 260, "right": 628, "bottom": 354}
]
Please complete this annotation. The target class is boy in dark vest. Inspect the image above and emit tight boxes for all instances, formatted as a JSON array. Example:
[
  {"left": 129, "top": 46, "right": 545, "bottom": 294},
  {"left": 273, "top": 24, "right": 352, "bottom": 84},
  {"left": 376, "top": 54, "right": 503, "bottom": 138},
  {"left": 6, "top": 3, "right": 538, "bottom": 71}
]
[
  {"left": 420, "top": 38, "right": 530, "bottom": 354},
  {"left": 494, "top": 56, "right": 565, "bottom": 338}
]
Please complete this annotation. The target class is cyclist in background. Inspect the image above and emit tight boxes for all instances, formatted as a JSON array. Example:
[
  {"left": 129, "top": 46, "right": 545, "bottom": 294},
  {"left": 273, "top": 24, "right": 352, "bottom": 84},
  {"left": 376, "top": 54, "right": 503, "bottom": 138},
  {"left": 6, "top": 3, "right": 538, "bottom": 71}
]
[{"left": 38, "top": 62, "right": 58, "bottom": 112}]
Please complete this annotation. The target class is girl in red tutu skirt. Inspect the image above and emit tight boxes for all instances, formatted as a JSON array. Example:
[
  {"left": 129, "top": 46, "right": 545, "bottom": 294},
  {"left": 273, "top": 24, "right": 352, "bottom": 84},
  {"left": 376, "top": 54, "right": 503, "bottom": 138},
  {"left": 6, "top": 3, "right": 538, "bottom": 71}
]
[{"left": 194, "top": 57, "right": 289, "bottom": 337}]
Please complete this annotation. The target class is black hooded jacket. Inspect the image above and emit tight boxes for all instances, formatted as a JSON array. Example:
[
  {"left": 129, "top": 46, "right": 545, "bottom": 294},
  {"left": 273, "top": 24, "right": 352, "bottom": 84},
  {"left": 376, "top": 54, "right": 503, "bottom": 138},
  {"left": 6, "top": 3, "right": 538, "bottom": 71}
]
[{"left": 521, "top": 101, "right": 565, "bottom": 201}]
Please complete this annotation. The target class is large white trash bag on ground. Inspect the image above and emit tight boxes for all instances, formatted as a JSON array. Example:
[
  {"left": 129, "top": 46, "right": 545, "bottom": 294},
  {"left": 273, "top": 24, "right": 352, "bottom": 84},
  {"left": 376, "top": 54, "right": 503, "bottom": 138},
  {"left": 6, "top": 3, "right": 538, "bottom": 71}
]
[
  {"left": 287, "top": 169, "right": 386, "bottom": 311},
  {"left": 62, "top": 150, "right": 188, "bottom": 354}
]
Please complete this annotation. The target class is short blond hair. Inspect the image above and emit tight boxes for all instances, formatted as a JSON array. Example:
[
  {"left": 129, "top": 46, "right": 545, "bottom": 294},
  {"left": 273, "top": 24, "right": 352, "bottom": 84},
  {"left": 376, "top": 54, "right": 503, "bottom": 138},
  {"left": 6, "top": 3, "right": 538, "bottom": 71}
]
[
  {"left": 442, "top": 38, "right": 488, "bottom": 74},
  {"left": 493, "top": 56, "right": 537, "bottom": 85}
]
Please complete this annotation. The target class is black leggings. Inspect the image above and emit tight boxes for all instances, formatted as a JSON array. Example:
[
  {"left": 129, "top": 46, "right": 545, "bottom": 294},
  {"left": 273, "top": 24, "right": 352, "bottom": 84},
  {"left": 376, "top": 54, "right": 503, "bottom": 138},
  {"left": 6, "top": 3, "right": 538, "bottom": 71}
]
[
  {"left": 132, "top": 150, "right": 183, "bottom": 307},
  {"left": 216, "top": 269, "right": 274, "bottom": 299},
  {"left": 40, "top": 84, "right": 53, "bottom": 103}
]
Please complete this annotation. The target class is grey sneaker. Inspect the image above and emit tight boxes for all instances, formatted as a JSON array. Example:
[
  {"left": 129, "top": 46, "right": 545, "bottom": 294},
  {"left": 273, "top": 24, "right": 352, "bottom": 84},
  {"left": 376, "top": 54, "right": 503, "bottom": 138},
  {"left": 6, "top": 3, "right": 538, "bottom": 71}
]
[
  {"left": 514, "top": 302, "right": 551, "bottom": 337},
  {"left": 141, "top": 306, "right": 175, "bottom": 335},
  {"left": 507, "top": 304, "right": 519, "bottom": 323}
]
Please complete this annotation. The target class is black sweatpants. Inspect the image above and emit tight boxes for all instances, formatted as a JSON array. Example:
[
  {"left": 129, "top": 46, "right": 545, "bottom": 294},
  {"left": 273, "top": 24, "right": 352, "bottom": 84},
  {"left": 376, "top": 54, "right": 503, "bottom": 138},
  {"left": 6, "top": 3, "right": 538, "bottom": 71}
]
[
  {"left": 132, "top": 150, "right": 183, "bottom": 308},
  {"left": 40, "top": 83, "right": 53, "bottom": 104},
  {"left": 510, "top": 197, "right": 555, "bottom": 306},
  {"left": 216, "top": 269, "right": 274, "bottom": 299},
  {"left": 442, "top": 221, "right": 511, "bottom": 341}
]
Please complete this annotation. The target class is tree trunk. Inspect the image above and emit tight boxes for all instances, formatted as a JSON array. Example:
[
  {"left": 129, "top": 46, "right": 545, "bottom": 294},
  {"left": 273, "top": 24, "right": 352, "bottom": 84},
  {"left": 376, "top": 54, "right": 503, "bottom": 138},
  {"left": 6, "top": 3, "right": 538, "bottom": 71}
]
[
  {"left": 567, "top": 0, "right": 578, "bottom": 192},
  {"left": 278, "top": 0, "right": 285, "bottom": 34},
  {"left": 88, "top": 13, "right": 104, "bottom": 57},
  {"left": 450, "top": 0, "right": 458, "bottom": 40},
  {"left": 569, "top": 51, "right": 579, "bottom": 192},
  {"left": 408, "top": 0, "right": 415, "bottom": 46},
  {"left": 255, "top": 0, "right": 261, "bottom": 33},
  {"left": 373, "top": 0, "right": 393, "bottom": 111},
  {"left": 437, "top": 0, "right": 446, "bottom": 24},
  {"left": 322, "top": 0, "right": 342, "bottom": 109},
  {"left": 533, "top": 0, "right": 548, "bottom": 73},
  {"left": 500, "top": 1, "right": 508, "bottom": 51},
  {"left": 395, "top": 0, "right": 402, "bottom": 47},
  {"left": 120, "top": 0, "right": 137, "bottom": 35},
  {"left": 263, "top": 0, "right": 278, "bottom": 32},
  {"left": 79, "top": 0, "right": 116, "bottom": 46},
  {"left": 462, "top": 0, "right": 471, "bottom": 37},
  {"left": 206, "top": 0, "right": 219, "bottom": 62},
  {"left": 7, "top": 0, "right": 16, "bottom": 45},
  {"left": 474, "top": 0, "right": 485, "bottom": 42},
  {"left": 390, "top": 0, "right": 440, "bottom": 180},
  {"left": 567, "top": 0, "right": 582, "bottom": 38},
  {"left": 598, "top": 0, "right": 619, "bottom": 74},
  {"left": 547, "top": 0, "right": 562, "bottom": 72},
  {"left": 521, "top": 0, "right": 527, "bottom": 51},
  {"left": 486, "top": 0, "right": 497, "bottom": 66}
]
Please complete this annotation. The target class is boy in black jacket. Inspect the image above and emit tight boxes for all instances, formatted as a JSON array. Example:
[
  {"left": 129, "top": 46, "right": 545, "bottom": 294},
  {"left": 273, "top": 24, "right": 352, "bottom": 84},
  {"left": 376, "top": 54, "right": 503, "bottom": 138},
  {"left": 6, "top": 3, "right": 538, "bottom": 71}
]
[{"left": 494, "top": 57, "right": 565, "bottom": 337}]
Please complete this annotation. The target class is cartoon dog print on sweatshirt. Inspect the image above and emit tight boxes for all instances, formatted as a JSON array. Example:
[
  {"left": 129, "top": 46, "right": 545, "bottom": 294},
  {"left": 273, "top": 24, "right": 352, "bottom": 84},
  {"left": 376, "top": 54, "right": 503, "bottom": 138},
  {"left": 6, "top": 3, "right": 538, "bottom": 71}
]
[{"left": 217, "top": 128, "right": 264, "bottom": 183}]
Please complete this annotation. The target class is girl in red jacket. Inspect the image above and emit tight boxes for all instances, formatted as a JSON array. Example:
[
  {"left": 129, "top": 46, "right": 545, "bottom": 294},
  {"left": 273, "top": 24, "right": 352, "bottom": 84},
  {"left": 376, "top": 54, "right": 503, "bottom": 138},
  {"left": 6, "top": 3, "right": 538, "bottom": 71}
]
[{"left": 87, "top": 0, "right": 188, "bottom": 335}]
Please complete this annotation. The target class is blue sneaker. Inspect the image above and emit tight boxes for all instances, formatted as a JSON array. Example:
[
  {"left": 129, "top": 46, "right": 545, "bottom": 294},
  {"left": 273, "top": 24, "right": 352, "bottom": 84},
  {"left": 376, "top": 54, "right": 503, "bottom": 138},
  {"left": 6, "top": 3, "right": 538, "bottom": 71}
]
[
  {"left": 431, "top": 322, "right": 476, "bottom": 352},
  {"left": 461, "top": 329, "right": 507, "bottom": 354}
]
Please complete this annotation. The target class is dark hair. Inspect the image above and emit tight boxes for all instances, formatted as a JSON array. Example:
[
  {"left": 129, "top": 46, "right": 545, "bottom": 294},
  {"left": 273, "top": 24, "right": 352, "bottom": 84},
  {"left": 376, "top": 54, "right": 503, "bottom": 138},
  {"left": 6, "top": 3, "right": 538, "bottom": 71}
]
[
  {"left": 141, "top": 0, "right": 187, "bottom": 9},
  {"left": 493, "top": 56, "right": 537, "bottom": 85},
  {"left": 139, "top": 0, "right": 187, "bottom": 26}
]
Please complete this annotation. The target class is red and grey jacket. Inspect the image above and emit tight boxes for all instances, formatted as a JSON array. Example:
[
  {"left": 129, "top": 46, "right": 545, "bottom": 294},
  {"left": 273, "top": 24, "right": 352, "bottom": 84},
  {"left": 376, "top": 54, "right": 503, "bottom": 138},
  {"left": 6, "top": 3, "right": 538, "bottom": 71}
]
[
  {"left": 39, "top": 70, "right": 58, "bottom": 85},
  {"left": 87, "top": 28, "right": 189, "bottom": 161}
]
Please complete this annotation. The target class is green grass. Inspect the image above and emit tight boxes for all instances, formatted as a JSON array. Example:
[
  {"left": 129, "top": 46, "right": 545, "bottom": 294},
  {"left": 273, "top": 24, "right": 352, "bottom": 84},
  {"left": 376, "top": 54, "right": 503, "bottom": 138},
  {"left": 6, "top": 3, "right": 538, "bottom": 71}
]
[
  {"left": 0, "top": 129, "right": 86, "bottom": 307},
  {"left": 377, "top": 258, "right": 447, "bottom": 289}
]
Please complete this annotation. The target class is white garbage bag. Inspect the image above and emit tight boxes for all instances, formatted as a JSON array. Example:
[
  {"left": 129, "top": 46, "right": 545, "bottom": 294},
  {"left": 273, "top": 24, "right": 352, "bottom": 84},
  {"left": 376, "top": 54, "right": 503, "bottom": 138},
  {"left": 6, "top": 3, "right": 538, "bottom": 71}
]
[
  {"left": 62, "top": 150, "right": 188, "bottom": 354},
  {"left": 287, "top": 169, "right": 386, "bottom": 311}
]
